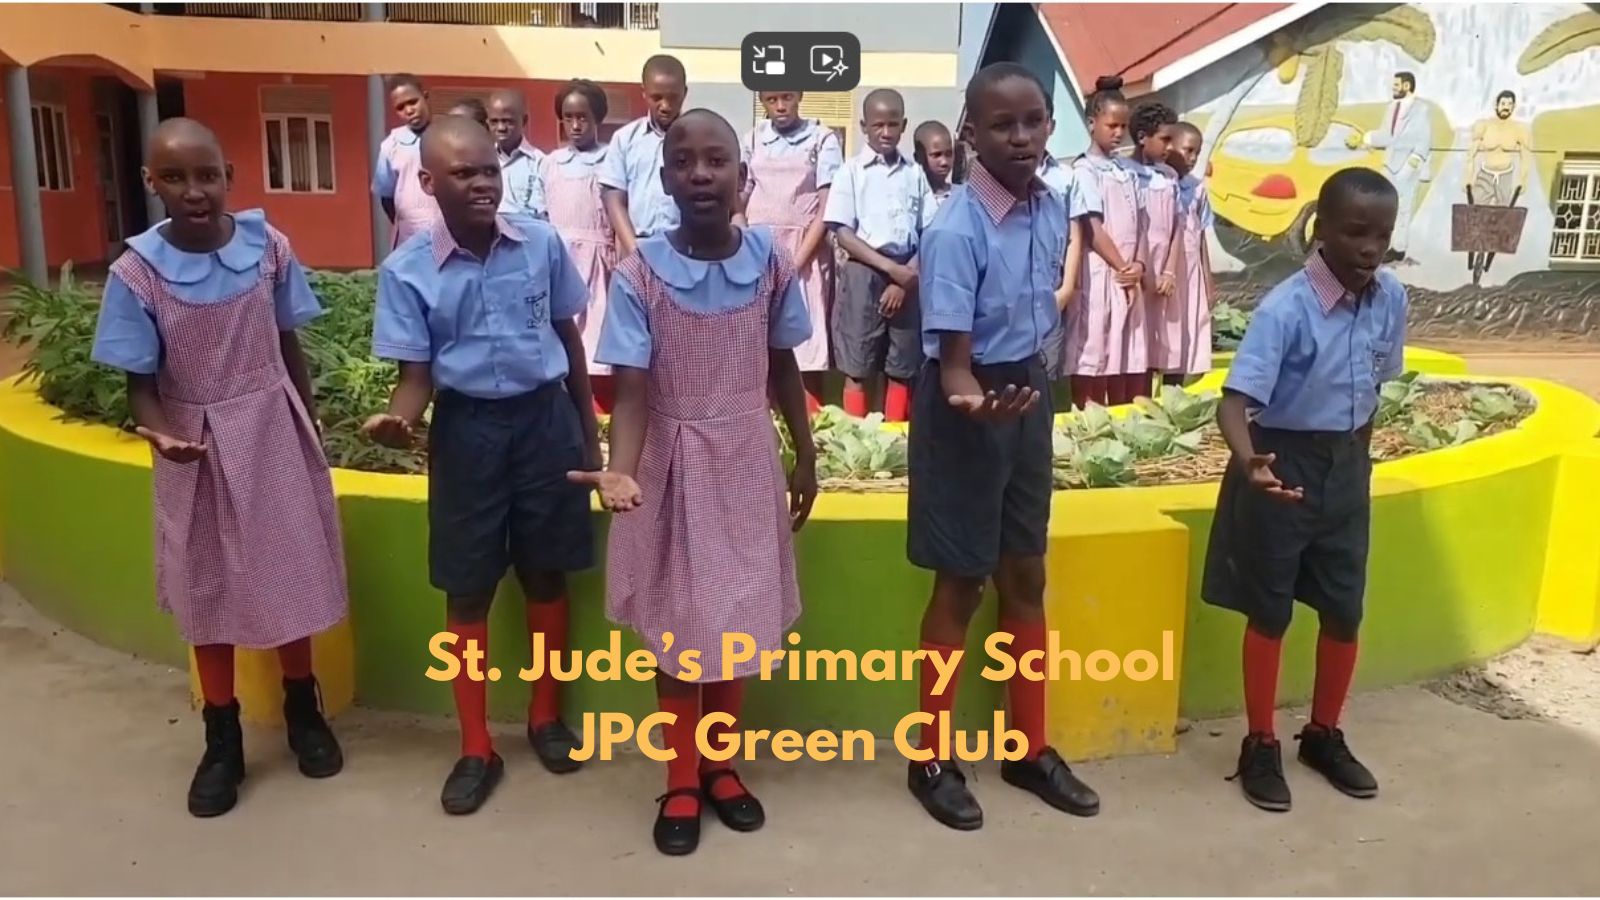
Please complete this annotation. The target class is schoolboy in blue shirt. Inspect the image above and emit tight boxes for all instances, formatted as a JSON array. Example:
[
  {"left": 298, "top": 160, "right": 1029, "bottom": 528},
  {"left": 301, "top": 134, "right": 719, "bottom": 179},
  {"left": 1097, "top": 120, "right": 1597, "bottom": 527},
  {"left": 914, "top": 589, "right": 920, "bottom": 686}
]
[
  {"left": 599, "top": 54, "right": 688, "bottom": 258},
  {"left": 363, "top": 116, "right": 601, "bottom": 816},
  {"left": 906, "top": 63, "right": 1099, "bottom": 832},
  {"left": 1204, "top": 167, "right": 1406, "bottom": 814}
]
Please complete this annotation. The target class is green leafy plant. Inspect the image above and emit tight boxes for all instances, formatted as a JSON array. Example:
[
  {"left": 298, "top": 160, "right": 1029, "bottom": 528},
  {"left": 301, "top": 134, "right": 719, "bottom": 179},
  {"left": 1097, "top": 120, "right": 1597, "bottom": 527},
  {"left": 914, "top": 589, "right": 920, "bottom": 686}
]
[
  {"left": 1468, "top": 385, "right": 1521, "bottom": 425},
  {"left": 1375, "top": 371, "right": 1422, "bottom": 427},
  {"left": 1073, "top": 438, "right": 1137, "bottom": 488},
  {"left": 1136, "top": 386, "right": 1219, "bottom": 434},
  {"left": 811, "top": 406, "right": 907, "bottom": 480},
  {"left": 1, "top": 264, "right": 132, "bottom": 429},
  {"left": 1211, "top": 301, "right": 1251, "bottom": 350}
]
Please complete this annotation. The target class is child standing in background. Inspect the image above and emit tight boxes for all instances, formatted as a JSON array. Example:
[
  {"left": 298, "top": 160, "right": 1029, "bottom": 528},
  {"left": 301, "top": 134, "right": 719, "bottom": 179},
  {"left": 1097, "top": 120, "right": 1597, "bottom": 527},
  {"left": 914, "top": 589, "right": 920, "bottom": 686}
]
[
  {"left": 600, "top": 54, "right": 689, "bottom": 258},
  {"left": 91, "top": 119, "right": 347, "bottom": 818},
  {"left": 1165, "top": 121, "right": 1216, "bottom": 384},
  {"left": 532, "top": 79, "right": 618, "bottom": 412},
  {"left": 373, "top": 74, "right": 440, "bottom": 250},
  {"left": 913, "top": 120, "right": 956, "bottom": 217},
  {"left": 1031, "top": 105, "right": 1096, "bottom": 388},
  {"left": 1131, "top": 102, "right": 1182, "bottom": 400},
  {"left": 448, "top": 98, "right": 491, "bottom": 130},
  {"left": 740, "top": 90, "right": 844, "bottom": 411},
  {"left": 825, "top": 88, "right": 938, "bottom": 421},
  {"left": 487, "top": 89, "right": 544, "bottom": 218},
  {"left": 574, "top": 109, "right": 818, "bottom": 856},
  {"left": 1068, "top": 76, "right": 1145, "bottom": 409}
]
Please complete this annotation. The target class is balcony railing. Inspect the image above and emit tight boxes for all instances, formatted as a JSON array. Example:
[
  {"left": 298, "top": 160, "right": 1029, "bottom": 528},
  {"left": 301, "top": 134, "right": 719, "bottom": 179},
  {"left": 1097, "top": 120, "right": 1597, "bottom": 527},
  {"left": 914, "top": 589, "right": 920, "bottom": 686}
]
[{"left": 171, "top": 2, "right": 659, "bottom": 28}]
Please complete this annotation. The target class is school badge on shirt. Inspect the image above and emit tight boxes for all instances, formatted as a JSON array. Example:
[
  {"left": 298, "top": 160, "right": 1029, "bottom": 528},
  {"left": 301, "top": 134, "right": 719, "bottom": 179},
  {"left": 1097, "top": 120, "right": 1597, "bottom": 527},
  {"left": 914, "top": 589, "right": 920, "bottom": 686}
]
[{"left": 525, "top": 288, "right": 549, "bottom": 329}]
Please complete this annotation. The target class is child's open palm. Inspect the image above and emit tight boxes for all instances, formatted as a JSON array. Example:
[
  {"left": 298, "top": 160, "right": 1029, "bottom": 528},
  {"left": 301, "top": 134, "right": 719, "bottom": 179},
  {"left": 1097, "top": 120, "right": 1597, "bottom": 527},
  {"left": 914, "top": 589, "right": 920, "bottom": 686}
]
[
  {"left": 1245, "top": 453, "right": 1303, "bottom": 502},
  {"left": 361, "top": 414, "right": 416, "bottom": 449},
  {"left": 948, "top": 385, "right": 1040, "bottom": 422},
  {"left": 568, "top": 470, "right": 644, "bottom": 513},
  {"left": 135, "top": 427, "right": 207, "bottom": 463}
]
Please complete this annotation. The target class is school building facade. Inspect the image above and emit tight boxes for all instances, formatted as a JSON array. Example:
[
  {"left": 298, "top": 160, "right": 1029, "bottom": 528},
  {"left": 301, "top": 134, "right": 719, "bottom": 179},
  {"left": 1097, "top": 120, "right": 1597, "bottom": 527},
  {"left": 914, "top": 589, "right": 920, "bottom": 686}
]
[
  {"left": 0, "top": 2, "right": 971, "bottom": 281},
  {"left": 977, "top": 1, "right": 1600, "bottom": 340}
]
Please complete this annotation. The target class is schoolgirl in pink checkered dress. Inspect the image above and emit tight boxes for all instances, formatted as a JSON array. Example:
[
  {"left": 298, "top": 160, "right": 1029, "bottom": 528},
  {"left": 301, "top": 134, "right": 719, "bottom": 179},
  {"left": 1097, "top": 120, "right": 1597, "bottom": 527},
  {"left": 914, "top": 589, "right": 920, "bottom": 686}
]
[
  {"left": 571, "top": 109, "right": 819, "bottom": 857},
  {"left": 89, "top": 119, "right": 346, "bottom": 820}
]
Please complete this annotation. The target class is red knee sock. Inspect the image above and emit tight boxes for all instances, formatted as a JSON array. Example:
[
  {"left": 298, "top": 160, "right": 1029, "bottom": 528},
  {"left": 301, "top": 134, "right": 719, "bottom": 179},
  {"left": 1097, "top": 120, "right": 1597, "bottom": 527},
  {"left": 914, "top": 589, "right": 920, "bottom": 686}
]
[
  {"left": 448, "top": 620, "right": 493, "bottom": 759},
  {"left": 658, "top": 687, "right": 701, "bottom": 817},
  {"left": 884, "top": 380, "right": 911, "bottom": 422},
  {"left": 194, "top": 644, "right": 236, "bottom": 707},
  {"left": 1242, "top": 626, "right": 1283, "bottom": 739},
  {"left": 276, "top": 637, "right": 312, "bottom": 680},
  {"left": 917, "top": 640, "right": 964, "bottom": 758},
  {"left": 1000, "top": 619, "right": 1047, "bottom": 760},
  {"left": 526, "top": 598, "right": 568, "bottom": 728},
  {"left": 699, "top": 679, "right": 749, "bottom": 800},
  {"left": 843, "top": 383, "right": 869, "bottom": 417},
  {"left": 1311, "top": 632, "right": 1359, "bottom": 730},
  {"left": 804, "top": 390, "right": 823, "bottom": 416}
]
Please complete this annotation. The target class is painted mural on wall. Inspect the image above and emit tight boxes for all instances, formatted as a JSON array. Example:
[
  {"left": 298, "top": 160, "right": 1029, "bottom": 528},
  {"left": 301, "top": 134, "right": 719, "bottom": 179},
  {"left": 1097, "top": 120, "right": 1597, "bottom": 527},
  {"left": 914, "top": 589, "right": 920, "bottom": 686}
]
[{"left": 1167, "top": 2, "right": 1600, "bottom": 314}]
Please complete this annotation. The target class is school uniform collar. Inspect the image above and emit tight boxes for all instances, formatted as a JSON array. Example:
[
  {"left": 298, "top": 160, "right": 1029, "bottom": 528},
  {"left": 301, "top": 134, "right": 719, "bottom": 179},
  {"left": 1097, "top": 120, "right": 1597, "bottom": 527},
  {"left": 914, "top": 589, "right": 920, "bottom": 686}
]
[
  {"left": 641, "top": 115, "right": 670, "bottom": 138},
  {"left": 126, "top": 209, "right": 269, "bottom": 284},
  {"left": 430, "top": 216, "right": 526, "bottom": 268},
  {"left": 551, "top": 143, "right": 607, "bottom": 164},
  {"left": 966, "top": 160, "right": 1051, "bottom": 225},
  {"left": 389, "top": 124, "right": 423, "bottom": 147},
  {"left": 1036, "top": 153, "right": 1063, "bottom": 176},
  {"left": 1304, "top": 249, "right": 1371, "bottom": 313},
  {"left": 500, "top": 139, "right": 540, "bottom": 163},
  {"left": 858, "top": 148, "right": 910, "bottom": 171},
  {"left": 759, "top": 119, "right": 817, "bottom": 145},
  {"left": 637, "top": 225, "right": 771, "bottom": 290}
]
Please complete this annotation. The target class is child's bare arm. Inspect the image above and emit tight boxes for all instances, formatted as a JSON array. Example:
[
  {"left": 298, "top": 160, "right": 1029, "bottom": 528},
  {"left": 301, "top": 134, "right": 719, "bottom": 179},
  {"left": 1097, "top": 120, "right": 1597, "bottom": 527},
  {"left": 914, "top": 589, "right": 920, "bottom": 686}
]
[
  {"left": 128, "top": 373, "right": 207, "bottom": 462},
  {"left": 1085, "top": 215, "right": 1129, "bottom": 270},
  {"left": 362, "top": 362, "right": 433, "bottom": 448},
  {"left": 796, "top": 187, "right": 831, "bottom": 270},
  {"left": 569, "top": 367, "right": 647, "bottom": 512},
  {"left": 938, "top": 333, "right": 1038, "bottom": 421},
  {"left": 1058, "top": 218, "right": 1085, "bottom": 309},
  {"left": 1202, "top": 239, "right": 1216, "bottom": 307},
  {"left": 601, "top": 188, "right": 638, "bottom": 258},
  {"left": 279, "top": 331, "right": 317, "bottom": 426},
  {"left": 1218, "top": 390, "right": 1300, "bottom": 501},
  {"left": 555, "top": 318, "right": 603, "bottom": 469},
  {"left": 768, "top": 348, "right": 818, "bottom": 530},
  {"left": 833, "top": 226, "right": 914, "bottom": 285}
]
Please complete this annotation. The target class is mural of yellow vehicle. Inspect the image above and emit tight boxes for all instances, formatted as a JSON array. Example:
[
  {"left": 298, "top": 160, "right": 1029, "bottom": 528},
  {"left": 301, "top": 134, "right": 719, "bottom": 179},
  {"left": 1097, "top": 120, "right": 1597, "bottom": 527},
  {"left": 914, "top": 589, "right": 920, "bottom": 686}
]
[{"left": 1207, "top": 102, "right": 1452, "bottom": 258}]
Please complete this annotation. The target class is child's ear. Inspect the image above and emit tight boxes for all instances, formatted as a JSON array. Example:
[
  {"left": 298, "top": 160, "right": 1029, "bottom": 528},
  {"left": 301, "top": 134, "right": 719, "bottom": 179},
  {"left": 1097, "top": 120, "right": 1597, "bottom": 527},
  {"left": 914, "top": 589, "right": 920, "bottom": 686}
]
[
  {"left": 738, "top": 161, "right": 749, "bottom": 194},
  {"left": 224, "top": 162, "right": 235, "bottom": 190},
  {"left": 419, "top": 169, "right": 436, "bottom": 198},
  {"left": 140, "top": 166, "right": 155, "bottom": 195}
]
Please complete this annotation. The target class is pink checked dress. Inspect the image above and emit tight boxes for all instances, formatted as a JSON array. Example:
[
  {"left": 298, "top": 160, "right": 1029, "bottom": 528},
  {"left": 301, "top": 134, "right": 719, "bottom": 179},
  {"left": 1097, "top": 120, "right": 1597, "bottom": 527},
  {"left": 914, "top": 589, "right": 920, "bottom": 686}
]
[
  {"left": 381, "top": 128, "right": 441, "bottom": 249},
  {"left": 1068, "top": 154, "right": 1147, "bottom": 376},
  {"left": 540, "top": 148, "right": 618, "bottom": 374},
  {"left": 743, "top": 125, "right": 832, "bottom": 371},
  {"left": 1141, "top": 162, "right": 1186, "bottom": 372},
  {"left": 1174, "top": 174, "right": 1215, "bottom": 374},
  {"left": 110, "top": 229, "right": 348, "bottom": 648},
  {"left": 603, "top": 236, "right": 802, "bottom": 683}
]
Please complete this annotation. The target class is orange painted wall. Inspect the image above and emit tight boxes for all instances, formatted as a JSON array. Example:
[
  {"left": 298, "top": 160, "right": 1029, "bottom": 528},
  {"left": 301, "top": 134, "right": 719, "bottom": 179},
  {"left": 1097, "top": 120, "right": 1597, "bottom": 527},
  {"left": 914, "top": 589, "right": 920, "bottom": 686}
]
[{"left": 0, "top": 67, "right": 108, "bottom": 271}]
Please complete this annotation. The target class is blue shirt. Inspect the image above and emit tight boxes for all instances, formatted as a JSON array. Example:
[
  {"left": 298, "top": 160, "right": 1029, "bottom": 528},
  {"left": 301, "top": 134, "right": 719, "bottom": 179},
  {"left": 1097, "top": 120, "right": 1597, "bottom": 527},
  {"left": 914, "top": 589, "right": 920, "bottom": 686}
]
[
  {"left": 1037, "top": 153, "right": 1101, "bottom": 219},
  {"left": 372, "top": 214, "right": 588, "bottom": 399},
  {"left": 91, "top": 210, "right": 321, "bottom": 375},
  {"left": 1178, "top": 173, "right": 1215, "bottom": 228},
  {"left": 919, "top": 162, "right": 1067, "bottom": 365},
  {"left": 499, "top": 140, "right": 545, "bottom": 216},
  {"left": 528, "top": 144, "right": 609, "bottom": 218},
  {"left": 371, "top": 125, "right": 420, "bottom": 200},
  {"left": 740, "top": 119, "right": 845, "bottom": 188},
  {"left": 597, "top": 116, "right": 678, "bottom": 237},
  {"left": 822, "top": 149, "right": 937, "bottom": 260},
  {"left": 595, "top": 226, "right": 812, "bottom": 369},
  {"left": 1225, "top": 250, "right": 1408, "bottom": 432}
]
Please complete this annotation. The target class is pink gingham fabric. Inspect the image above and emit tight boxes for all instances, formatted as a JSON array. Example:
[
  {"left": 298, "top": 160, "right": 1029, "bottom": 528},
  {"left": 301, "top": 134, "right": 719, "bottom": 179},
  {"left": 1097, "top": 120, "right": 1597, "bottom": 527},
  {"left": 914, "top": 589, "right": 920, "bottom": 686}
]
[
  {"left": 540, "top": 153, "right": 618, "bottom": 375},
  {"left": 743, "top": 128, "right": 833, "bottom": 372}
]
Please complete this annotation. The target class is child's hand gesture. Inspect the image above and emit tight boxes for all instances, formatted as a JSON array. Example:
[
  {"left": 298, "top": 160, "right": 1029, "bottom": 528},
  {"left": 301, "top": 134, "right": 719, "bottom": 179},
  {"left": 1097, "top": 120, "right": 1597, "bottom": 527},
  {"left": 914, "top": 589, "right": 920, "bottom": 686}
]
[
  {"left": 361, "top": 413, "right": 416, "bottom": 449},
  {"left": 1243, "top": 453, "right": 1303, "bottom": 502},
  {"left": 788, "top": 454, "right": 817, "bottom": 532},
  {"left": 880, "top": 284, "right": 907, "bottom": 318},
  {"left": 948, "top": 385, "right": 1039, "bottom": 422},
  {"left": 568, "top": 470, "right": 644, "bottom": 513},
  {"left": 1054, "top": 285, "right": 1074, "bottom": 311},
  {"left": 135, "top": 427, "right": 207, "bottom": 463},
  {"left": 1156, "top": 272, "right": 1177, "bottom": 297}
]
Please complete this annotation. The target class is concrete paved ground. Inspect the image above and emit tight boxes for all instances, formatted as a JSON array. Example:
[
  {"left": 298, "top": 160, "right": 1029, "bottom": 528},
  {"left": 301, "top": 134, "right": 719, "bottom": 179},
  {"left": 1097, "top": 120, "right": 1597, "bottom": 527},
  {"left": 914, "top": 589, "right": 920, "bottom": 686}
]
[{"left": 3, "top": 586, "right": 1600, "bottom": 896}]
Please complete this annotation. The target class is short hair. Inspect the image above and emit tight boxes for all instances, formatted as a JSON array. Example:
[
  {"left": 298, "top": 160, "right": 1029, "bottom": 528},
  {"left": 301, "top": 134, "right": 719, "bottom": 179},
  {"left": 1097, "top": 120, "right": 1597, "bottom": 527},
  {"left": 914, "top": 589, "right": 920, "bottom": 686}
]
[
  {"left": 1395, "top": 71, "right": 1416, "bottom": 92},
  {"left": 1317, "top": 167, "right": 1399, "bottom": 220},
  {"left": 385, "top": 73, "right": 424, "bottom": 94},
  {"left": 862, "top": 88, "right": 905, "bottom": 118},
  {"left": 1131, "top": 101, "right": 1178, "bottom": 142},
  {"left": 642, "top": 54, "right": 686, "bottom": 84},
  {"left": 1496, "top": 89, "right": 1516, "bottom": 105},
  {"left": 965, "top": 62, "right": 1050, "bottom": 119},
  {"left": 912, "top": 120, "right": 951, "bottom": 167},
  {"left": 663, "top": 107, "right": 737, "bottom": 150},
  {"left": 554, "top": 79, "right": 609, "bottom": 122},
  {"left": 448, "top": 97, "right": 488, "bottom": 127},
  {"left": 1172, "top": 120, "right": 1203, "bottom": 143}
]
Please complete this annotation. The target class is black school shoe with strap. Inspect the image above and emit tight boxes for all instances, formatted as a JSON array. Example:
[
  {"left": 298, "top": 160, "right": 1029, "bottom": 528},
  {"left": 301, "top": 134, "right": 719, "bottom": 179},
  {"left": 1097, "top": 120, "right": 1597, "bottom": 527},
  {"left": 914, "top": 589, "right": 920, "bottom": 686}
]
[
  {"left": 1000, "top": 747, "right": 1100, "bottom": 817},
  {"left": 527, "top": 720, "right": 583, "bottom": 774},
  {"left": 654, "top": 788, "right": 703, "bottom": 856},
  {"left": 1231, "top": 733, "right": 1292, "bottom": 812},
  {"left": 440, "top": 753, "right": 504, "bottom": 815},
  {"left": 188, "top": 700, "right": 246, "bottom": 818},
  {"left": 1296, "top": 724, "right": 1378, "bottom": 798},
  {"left": 907, "top": 760, "right": 983, "bottom": 831},
  {"left": 700, "top": 767, "right": 765, "bottom": 831},
  {"left": 283, "top": 676, "right": 343, "bottom": 778}
]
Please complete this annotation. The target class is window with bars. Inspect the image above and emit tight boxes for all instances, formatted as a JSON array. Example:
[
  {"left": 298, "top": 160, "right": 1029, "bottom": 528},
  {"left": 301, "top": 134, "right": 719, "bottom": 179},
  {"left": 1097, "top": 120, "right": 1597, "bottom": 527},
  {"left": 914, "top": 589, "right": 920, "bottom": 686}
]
[
  {"left": 261, "top": 86, "right": 336, "bottom": 194},
  {"left": 749, "top": 91, "right": 855, "bottom": 155},
  {"left": 31, "top": 104, "right": 74, "bottom": 192},
  {"left": 1550, "top": 158, "right": 1600, "bottom": 264}
]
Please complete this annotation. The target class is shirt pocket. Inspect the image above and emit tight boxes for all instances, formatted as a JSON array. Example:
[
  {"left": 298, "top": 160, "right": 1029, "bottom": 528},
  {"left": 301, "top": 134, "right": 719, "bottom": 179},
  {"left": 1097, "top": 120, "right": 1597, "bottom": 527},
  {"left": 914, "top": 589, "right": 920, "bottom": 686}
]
[{"left": 1369, "top": 338, "right": 1395, "bottom": 381}]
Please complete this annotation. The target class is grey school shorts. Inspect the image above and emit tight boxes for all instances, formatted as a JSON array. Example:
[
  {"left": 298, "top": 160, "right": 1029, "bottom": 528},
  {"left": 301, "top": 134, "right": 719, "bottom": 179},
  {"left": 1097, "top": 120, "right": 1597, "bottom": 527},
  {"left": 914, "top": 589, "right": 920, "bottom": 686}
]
[
  {"left": 1201, "top": 423, "right": 1373, "bottom": 637},
  {"left": 428, "top": 384, "right": 595, "bottom": 597},
  {"left": 907, "top": 355, "right": 1054, "bottom": 579},
  {"left": 831, "top": 258, "right": 924, "bottom": 382}
]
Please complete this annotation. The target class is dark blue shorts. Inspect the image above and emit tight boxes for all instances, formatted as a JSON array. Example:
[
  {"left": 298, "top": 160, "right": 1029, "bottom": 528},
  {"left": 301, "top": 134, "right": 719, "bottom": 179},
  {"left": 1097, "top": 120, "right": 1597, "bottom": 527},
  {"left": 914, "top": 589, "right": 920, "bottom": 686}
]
[{"left": 427, "top": 384, "right": 595, "bottom": 596}]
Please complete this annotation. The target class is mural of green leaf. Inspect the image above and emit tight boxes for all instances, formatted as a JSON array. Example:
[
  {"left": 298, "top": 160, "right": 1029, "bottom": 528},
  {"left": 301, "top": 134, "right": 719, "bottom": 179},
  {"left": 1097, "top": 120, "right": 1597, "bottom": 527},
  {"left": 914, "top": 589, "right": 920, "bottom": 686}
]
[
  {"left": 1517, "top": 9, "right": 1600, "bottom": 75},
  {"left": 1295, "top": 45, "right": 1343, "bottom": 147},
  {"left": 1294, "top": 4, "right": 1437, "bottom": 61}
]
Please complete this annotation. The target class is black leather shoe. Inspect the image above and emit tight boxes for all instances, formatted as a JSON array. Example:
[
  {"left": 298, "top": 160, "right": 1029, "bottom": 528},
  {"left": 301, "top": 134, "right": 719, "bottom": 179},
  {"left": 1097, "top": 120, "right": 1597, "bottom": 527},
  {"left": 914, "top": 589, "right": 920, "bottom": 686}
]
[
  {"left": 440, "top": 753, "right": 503, "bottom": 815},
  {"left": 907, "top": 760, "right": 983, "bottom": 831},
  {"left": 654, "top": 788, "right": 703, "bottom": 856},
  {"left": 527, "top": 720, "right": 583, "bottom": 774},
  {"left": 1230, "top": 733, "right": 1291, "bottom": 812},
  {"left": 1000, "top": 747, "right": 1100, "bottom": 816},
  {"left": 188, "top": 700, "right": 246, "bottom": 818},
  {"left": 1297, "top": 725, "right": 1378, "bottom": 798},
  {"left": 700, "top": 768, "right": 764, "bottom": 832},
  {"left": 283, "top": 676, "right": 343, "bottom": 778}
]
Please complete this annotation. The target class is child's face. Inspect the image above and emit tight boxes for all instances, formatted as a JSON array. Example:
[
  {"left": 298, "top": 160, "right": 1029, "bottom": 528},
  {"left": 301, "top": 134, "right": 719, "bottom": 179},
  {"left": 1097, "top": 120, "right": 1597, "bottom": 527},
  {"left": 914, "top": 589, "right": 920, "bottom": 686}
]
[
  {"left": 643, "top": 72, "right": 687, "bottom": 132},
  {"left": 1169, "top": 130, "right": 1202, "bottom": 176},
  {"left": 1138, "top": 123, "right": 1175, "bottom": 165},
  {"left": 143, "top": 134, "right": 231, "bottom": 240},
  {"left": 1089, "top": 101, "right": 1129, "bottom": 153},
  {"left": 1314, "top": 191, "right": 1398, "bottom": 293},
  {"left": 761, "top": 92, "right": 803, "bottom": 130},
  {"left": 391, "top": 84, "right": 430, "bottom": 132},
  {"left": 560, "top": 92, "right": 599, "bottom": 149},
  {"left": 920, "top": 131, "right": 954, "bottom": 184},
  {"left": 486, "top": 95, "right": 525, "bottom": 153},
  {"left": 971, "top": 76, "right": 1050, "bottom": 191},
  {"left": 662, "top": 117, "right": 742, "bottom": 230},
  {"left": 420, "top": 124, "right": 503, "bottom": 231},
  {"left": 863, "top": 101, "right": 907, "bottom": 158}
]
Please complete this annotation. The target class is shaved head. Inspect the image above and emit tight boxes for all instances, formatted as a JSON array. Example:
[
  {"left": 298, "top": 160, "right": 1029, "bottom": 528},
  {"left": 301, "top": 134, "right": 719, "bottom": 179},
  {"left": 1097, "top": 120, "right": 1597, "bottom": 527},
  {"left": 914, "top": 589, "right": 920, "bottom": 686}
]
[
  {"left": 147, "top": 117, "right": 222, "bottom": 163},
  {"left": 488, "top": 89, "right": 525, "bottom": 117},
  {"left": 419, "top": 114, "right": 502, "bottom": 231},
  {"left": 664, "top": 107, "right": 737, "bottom": 154},
  {"left": 421, "top": 113, "right": 495, "bottom": 171}
]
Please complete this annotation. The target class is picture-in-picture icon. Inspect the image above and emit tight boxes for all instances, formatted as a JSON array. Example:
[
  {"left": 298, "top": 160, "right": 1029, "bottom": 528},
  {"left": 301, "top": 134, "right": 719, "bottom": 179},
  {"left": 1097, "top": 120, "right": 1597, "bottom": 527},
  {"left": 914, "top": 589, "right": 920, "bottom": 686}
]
[{"left": 752, "top": 45, "right": 786, "bottom": 76}]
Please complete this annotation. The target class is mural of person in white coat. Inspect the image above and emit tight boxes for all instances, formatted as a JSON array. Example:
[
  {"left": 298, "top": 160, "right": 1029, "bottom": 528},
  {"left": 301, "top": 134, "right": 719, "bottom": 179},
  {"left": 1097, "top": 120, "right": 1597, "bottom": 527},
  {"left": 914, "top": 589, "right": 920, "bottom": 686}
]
[{"left": 1348, "top": 71, "right": 1432, "bottom": 263}]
